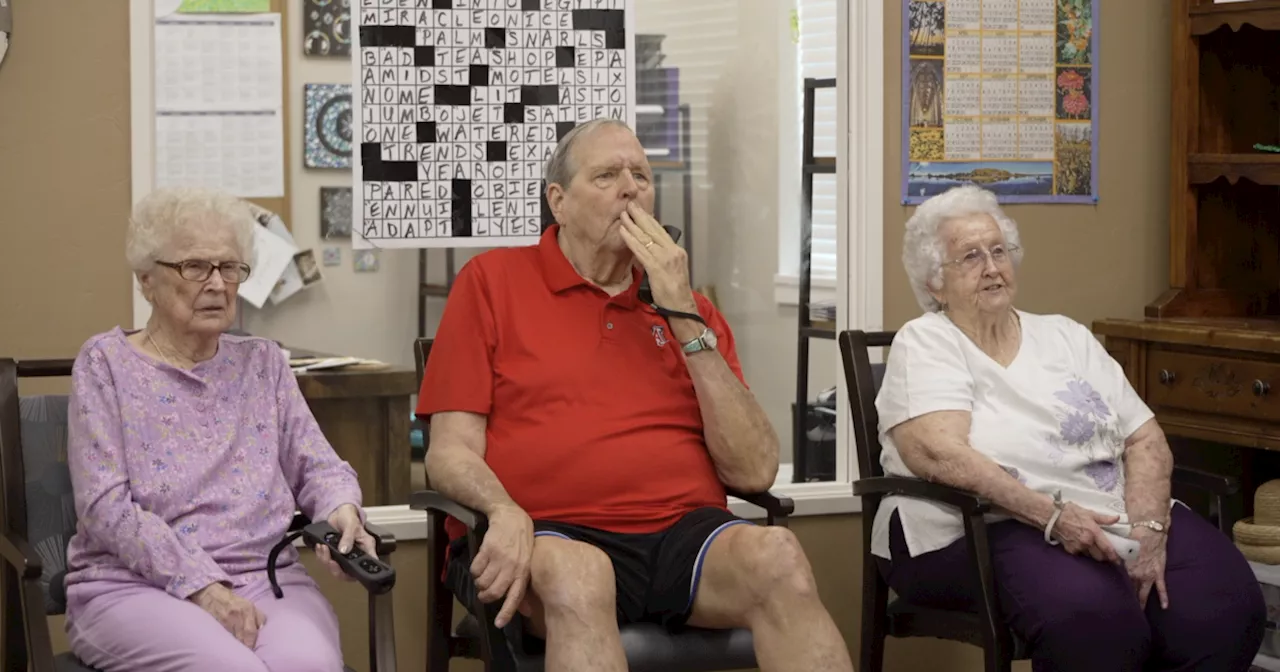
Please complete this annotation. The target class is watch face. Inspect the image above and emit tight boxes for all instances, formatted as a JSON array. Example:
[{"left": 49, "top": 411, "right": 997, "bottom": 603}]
[{"left": 703, "top": 328, "right": 718, "bottom": 349}]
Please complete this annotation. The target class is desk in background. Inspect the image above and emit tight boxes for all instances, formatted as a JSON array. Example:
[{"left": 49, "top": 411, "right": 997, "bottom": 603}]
[{"left": 294, "top": 364, "right": 418, "bottom": 507}]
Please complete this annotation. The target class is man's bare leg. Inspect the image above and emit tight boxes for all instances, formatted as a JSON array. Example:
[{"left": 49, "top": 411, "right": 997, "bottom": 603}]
[
  {"left": 686, "top": 525, "right": 852, "bottom": 672},
  {"left": 521, "top": 535, "right": 627, "bottom": 672}
]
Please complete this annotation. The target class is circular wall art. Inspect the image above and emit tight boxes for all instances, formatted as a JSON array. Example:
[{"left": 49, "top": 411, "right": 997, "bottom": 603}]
[
  {"left": 303, "top": 0, "right": 351, "bottom": 57},
  {"left": 304, "top": 83, "right": 352, "bottom": 169}
]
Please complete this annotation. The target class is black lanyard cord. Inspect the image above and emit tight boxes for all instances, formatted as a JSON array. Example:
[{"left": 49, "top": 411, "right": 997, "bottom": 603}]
[{"left": 649, "top": 303, "right": 707, "bottom": 326}]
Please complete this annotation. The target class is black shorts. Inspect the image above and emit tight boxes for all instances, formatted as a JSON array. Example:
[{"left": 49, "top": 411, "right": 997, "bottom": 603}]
[{"left": 446, "top": 506, "right": 751, "bottom": 630}]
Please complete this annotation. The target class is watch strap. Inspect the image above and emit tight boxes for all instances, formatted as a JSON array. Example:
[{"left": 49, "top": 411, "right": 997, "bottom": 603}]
[{"left": 681, "top": 333, "right": 708, "bottom": 354}]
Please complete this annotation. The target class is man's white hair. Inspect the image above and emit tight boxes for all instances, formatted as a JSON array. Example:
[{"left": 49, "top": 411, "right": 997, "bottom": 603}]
[
  {"left": 125, "top": 187, "right": 256, "bottom": 273},
  {"left": 902, "top": 185, "right": 1024, "bottom": 313},
  {"left": 543, "top": 118, "right": 633, "bottom": 188}
]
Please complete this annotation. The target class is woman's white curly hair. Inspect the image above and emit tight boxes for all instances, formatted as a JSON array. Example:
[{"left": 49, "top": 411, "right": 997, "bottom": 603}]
[
  {"left": 125, "top": 187, "right": 256, "bottom": 273},
  {"left": 902, "top": 185, "right": 1024, "bottom": 312}
]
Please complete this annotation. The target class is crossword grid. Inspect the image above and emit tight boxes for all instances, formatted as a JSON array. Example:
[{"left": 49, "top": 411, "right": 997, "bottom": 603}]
[{"left": 355, "top": 0, "right": 630, "bottom": 248}]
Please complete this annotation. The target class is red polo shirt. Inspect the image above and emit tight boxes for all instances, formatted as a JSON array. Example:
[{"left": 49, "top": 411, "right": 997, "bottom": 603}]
[{"left": 417, "top": 224, "right": 744, "bottom": 540}]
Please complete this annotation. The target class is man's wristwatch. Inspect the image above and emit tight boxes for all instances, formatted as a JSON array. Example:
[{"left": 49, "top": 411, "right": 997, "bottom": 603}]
[
  {"left": 681, "top": 327, "right": 718, "bottom": 355},
  {"left": 1131, "top": 519, "right": 1168, "bottom": 534}
]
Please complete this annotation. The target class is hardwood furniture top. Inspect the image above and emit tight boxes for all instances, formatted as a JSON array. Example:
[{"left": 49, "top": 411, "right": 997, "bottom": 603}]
[
  {"left": 1187, "top": 0, "right": 1280, "bottom": 35},
  {"left": 292, "top": 366, "right": 418, "bottom": 400},
  {"left": 13, "top": 354, "right": 419, "bottom": 400},
  {"left": 1094, "top": 317, "right": 1280, "bottom": 355}
]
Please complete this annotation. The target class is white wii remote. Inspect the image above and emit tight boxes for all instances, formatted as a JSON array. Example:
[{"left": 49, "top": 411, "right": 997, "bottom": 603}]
[{"left": 1100, "top": 525, "right": 1141, "bottom": 563}]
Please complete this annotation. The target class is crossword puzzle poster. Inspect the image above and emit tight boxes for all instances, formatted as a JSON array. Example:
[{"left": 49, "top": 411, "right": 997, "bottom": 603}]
[{"left": 352, "top": 0, "right": 636, "bottom": 249}]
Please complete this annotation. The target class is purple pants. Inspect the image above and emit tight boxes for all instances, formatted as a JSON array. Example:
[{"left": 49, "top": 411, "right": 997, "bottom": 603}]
[
  {"left": 878, "top": 504, "right": 1265, "bottom": 672},
  {"left": 66, "top": 571, "right": 344, "bottom": 672}
]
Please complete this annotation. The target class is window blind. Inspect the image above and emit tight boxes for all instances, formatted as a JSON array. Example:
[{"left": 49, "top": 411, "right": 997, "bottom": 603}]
[
  {"left": 634, "top": 1, "right": 739, "bottom": 184},
  {"left": 798, "top": 0, "right": 838, "bottom": 280}
]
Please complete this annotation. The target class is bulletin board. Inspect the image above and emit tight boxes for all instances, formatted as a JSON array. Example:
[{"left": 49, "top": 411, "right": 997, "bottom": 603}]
[
  {"left": 152, "top": 0, "right": 293, "bottom": 228},
  {"left": 253, "top": 0, "right": 290, "bottom": 226}
]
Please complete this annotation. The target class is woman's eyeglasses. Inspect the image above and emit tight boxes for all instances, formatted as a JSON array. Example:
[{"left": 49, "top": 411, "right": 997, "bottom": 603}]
[
  {"left": 944, "top": 244, "right": 1019, "bottom": 272},
  {"left": 156, "top": 260, "right": 252, "bottom": 283}
]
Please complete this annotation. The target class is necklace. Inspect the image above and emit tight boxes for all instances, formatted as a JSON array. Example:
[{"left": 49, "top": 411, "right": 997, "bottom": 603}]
[{"left": 145, "top": 329, "right": 183, "bottom": 369}]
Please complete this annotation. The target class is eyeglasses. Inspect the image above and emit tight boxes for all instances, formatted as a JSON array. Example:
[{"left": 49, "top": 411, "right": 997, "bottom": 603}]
[
  {"left": 156, "top": 260, "right": 252, "bottom": 283},
  {"left": 943, "top": 244, "right": 1019, "bottom": 273}
]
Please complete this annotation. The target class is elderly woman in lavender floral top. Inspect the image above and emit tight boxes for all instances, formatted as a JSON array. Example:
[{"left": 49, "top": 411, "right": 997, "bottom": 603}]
[
  {"left": 63, "top": 187, "right": 373, "bottom": 672},
  {"left": 874, "top": 186, "right": 1263, "bottom": 671}
]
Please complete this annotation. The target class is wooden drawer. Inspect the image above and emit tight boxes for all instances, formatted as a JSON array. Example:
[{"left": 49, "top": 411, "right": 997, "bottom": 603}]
[{"left": 1146, "top": 350, "right": 1280, "bottom": 423}]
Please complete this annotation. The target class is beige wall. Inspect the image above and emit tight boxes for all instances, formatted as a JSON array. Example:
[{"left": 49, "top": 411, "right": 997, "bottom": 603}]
[
  {"left": 882, "top": 0, "right": 1172, "bottom": 330},
  {"left": 5, "top": 0, "right": 1173, "bottom": 670},
  {"left": 0, "top": 1, "right": 133, "bottom": 360}
]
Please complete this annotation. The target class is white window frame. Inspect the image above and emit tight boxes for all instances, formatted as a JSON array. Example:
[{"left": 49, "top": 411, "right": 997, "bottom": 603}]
[
  {"left": 128, "top": 0, "right": 883, "bottom": 540},
  {"left": 774, "top": 0, "right": 839, "bottom": 308}
]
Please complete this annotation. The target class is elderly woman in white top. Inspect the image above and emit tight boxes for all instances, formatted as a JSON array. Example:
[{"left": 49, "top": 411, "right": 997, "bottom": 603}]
[{"left": 874, "top": 185, "right": 1264, "bottom": 672}]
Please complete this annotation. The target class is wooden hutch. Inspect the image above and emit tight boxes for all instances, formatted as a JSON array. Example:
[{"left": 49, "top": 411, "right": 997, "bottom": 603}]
[{"left": 1093, "top": 0, "right": 1280, "bottom": 521}]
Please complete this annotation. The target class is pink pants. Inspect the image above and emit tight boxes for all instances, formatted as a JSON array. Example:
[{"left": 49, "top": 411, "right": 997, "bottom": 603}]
[{"left": 66, "top": 572, "right": 345, "bottom": 672}]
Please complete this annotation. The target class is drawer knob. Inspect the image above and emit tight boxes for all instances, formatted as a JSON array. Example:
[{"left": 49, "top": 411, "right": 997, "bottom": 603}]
[
  {"left": 1255, "top": 380, "right": 1271, "bottom": 397},
  {"left": 1159, "top": 369, "right": 1177, "bottom": 386}
]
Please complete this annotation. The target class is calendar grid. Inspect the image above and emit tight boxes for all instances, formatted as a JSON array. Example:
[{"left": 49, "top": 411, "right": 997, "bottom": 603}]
[{"left": 902, "top": 0, "right": 1098, "bottom": 203}]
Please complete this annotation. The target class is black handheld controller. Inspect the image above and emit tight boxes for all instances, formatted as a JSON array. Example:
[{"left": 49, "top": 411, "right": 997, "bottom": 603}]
[{"left": 301, "top": 521, "right": 396, "bottom": 595}]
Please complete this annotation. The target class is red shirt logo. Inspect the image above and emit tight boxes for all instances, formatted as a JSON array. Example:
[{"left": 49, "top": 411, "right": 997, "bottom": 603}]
[{"left": 651, "top": 324, "right": 669, "bottom": 347}]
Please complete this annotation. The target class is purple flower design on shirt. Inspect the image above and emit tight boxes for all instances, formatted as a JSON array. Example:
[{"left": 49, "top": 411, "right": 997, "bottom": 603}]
[
  {"left": 1000, "top": 465, "right": 1027, "bottom": 485},
  {"left": 1054, "top": 379, "right": 1110, "bottom": 420},
  {"left": 1059, "top": 412, "right": 1095, "bottom": 445},
  {"left": 1084, "top": 460, "right": 1120, "bottom": 492}
]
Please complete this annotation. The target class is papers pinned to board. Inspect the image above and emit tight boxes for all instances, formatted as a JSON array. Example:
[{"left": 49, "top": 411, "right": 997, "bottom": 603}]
[{"left": 237, "top": 207, "right": 322, "bottom": 309}]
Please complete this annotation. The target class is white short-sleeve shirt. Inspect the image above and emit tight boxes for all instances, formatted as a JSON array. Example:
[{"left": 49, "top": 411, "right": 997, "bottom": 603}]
[{"left": 871, "top": 310, "right": 1155, "bottom": 560}]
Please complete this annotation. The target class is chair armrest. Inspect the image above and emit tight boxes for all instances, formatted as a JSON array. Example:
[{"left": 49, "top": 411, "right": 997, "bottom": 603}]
[
  {"left": 410, "top": 490, "right": 488, "bottom": 530},
  {"left": 854, "top": 476, "right": 991, "bottom": 515},
  {"left": 364, "top": 522, "right": 397, "bottom": 557},
  {"left": 288, "top": 512, "right": 312, "bottom": 533},
  {"left": 1171, "top": 464, "right": 1239, "bottom": 497},
  {"left": 0, "top": 531, "right": 43, "bottom": 580},
  {"left": 727, "top": 489, "right": 795, "bottom": 526}
]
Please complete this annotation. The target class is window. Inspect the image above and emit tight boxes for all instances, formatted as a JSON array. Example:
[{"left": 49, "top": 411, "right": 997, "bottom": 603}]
[
  {"left": 776, "top": 0, "right": 839, "bottom": 304},
  {"left": 798, "top": 0, "right": 838, "bottom": 282}
]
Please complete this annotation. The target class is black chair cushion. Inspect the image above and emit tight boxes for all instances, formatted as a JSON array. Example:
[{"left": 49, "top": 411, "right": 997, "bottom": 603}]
[
  {"left": 886, "top": 599, "right": 1028, "bottom": 659},
  {"left": 456, "top": 614, "right": 755, "bottom": 672},
  {"left": 54, "top": 653, "right": 95, "bottom": 672}
]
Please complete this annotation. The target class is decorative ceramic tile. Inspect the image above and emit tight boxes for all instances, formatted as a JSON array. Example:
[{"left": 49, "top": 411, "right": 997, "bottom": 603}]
[
  {"left": 322, "top": 246, "right": 342, "bottom": 266},
  {"left": 353, "top": 248, "right": 379, "bottom": 273},
  {"left": 294, "top": 249, "right": 323, "bottom": 286},
  {"left": 304, "top": 84, "right": 352, "bottom": 169},
  {"left": 303, "top": 0, "right": 351, "bottom": 57},
  {"left": 320, "top": 186, "right": 353, "bottom": 238}
]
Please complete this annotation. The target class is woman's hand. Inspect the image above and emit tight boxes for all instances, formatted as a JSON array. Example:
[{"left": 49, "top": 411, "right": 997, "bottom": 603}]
[
  {"left": 316, "top": 503, "right": 378, "bottom": 582},
  {"left": 189, "top": 583, "right": 267, "bottom": 649},
  {"left": 1127, "top": 528, "right": 1169, "bottom": 610},
  {"left": 1052, "top": 503, "right": 1122, "bottom": 564}
]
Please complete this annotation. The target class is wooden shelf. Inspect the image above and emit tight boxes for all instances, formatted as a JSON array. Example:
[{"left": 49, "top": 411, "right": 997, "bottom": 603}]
[
  {"left": 1190, "top": 0, "right": 1280, "bottom": 35},
  {"left": 1188, "top": 153, "right": 1280, "bottom": 185}
]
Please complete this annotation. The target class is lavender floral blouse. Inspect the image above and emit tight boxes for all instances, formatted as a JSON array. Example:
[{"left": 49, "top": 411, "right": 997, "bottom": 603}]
[{"left": 63, "top": 327, "right": 363, "bottom": 605}]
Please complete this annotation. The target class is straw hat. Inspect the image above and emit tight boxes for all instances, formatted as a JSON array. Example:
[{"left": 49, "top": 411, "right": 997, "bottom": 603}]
[{"left": 1234, "top": 479, "right": 1280, "bottom": 564}]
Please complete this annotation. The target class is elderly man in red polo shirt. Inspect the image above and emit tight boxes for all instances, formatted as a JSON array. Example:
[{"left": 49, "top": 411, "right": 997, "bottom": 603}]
[{"left": 417, "top": 118, "right": 853, "bottom": 672}]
